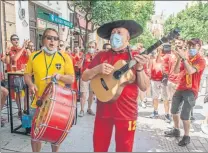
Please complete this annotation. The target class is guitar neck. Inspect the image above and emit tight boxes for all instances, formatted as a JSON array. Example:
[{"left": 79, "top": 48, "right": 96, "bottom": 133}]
[{"left": 113, "top": 28, "right": 180, "bottom": 80}]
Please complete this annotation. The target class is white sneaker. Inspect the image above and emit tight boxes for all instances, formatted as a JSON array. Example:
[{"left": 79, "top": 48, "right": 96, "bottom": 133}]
[
  {"left": 139, "top": 101, "right": 147, "bottom": 108},
  {"left": 78, "top": 111, "right": 84, "bottom": 117}
]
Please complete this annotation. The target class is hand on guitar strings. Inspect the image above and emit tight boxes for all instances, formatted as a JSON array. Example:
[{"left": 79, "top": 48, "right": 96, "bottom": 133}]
[
  {"left": 98, "top": 63, "right": 114, "bottom": 75},
  {"left": 134, "top": 54, "right": 150, "bottom": 69}
]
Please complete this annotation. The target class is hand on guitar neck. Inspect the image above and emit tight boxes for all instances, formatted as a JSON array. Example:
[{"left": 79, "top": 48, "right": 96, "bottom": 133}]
[{"left": 134, "top": 54, "right": 150, "bottom": 69}]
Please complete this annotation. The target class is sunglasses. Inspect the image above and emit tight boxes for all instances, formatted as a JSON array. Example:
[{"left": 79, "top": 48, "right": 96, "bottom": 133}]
[
  {"left": 12, "top": 38, "right": 19, "bottom": 41},
  {"left": 89, "top": 46, "right": 95, "bottom": 49},
  {"left": 59, "top": 44, "right": 64, "bottom": 47},
  {"left": 45, "top": 35, "right": 59, "bottom": 41}
]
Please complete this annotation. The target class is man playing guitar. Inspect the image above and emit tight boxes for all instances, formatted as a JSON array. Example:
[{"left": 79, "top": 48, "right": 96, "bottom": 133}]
[{"left": 82, "top": 20, "right": 150, "bottom": 152}]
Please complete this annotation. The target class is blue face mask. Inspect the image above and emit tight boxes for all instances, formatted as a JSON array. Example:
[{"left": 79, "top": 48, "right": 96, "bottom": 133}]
[
  {"left": 110, "top": 33, "right": 123, "bottom": 49},
  {"left": 42, "top": 46, "right": 57, "bottom": 55},
  {"left": 189, "top": 48, "right": 197, "bottom": 56},
  {"left": 88, "top": 48, "right": 95, "bottom": 54}
]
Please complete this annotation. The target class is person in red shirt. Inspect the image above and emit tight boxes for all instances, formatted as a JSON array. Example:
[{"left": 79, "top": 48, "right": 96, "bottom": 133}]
[
  {"left": 82, "top": 20, "right": 150, "bottom": 152},
  {"left": 8, "top": 34, "right": 31, "bottom": 118},
  {"left": 26, "top": 41, "right": 35, "bottom": 53},
  {"left": 165, "top": 38, "right": 206, "bottom": 146},
  {"left": 58, "top": 40, "right": 65, "bottom": 54},
  {"left": 167, "top": 38, "right": 185, "bottom": 106},
  {"left": 65, "top": 46, "right": 72, "bottom": 56},
  {"left": 103, "top": 43, "right": 111, "bottom": 51},
  {"left": 71, "top": 46, "right": 83, "bottom": 96},
  {"left": 149, "top": 45, "right": 170, "bottom": 122},
  {"left": 78, "top": 41, "right": 97, "bottom": 117}
]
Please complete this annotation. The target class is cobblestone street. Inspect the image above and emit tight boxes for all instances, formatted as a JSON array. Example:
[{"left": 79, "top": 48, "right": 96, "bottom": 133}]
[{"left": 1, "top": 94, "right": 208, "bottom": 152}]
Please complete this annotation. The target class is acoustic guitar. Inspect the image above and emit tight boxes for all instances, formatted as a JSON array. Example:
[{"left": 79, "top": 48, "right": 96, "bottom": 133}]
[{"left": 90, "top": 29, "right": 180, "bottom": 102}]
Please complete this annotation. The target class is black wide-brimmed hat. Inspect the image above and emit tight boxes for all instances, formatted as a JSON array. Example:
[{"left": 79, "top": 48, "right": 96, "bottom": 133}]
[{"left": 97, "top": 20, "right": 143, "bottom": 40}]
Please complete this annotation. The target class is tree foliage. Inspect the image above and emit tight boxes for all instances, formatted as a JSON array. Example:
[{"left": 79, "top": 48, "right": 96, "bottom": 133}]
[
  {"left": 69, "top": 0, "right": 156, "bottom": 50},
  {"left": 164, "top": 1, "right": 208, "bottom": 42},
  {"left": 131, "top": 28, "right": 157, "bottom": 49}
]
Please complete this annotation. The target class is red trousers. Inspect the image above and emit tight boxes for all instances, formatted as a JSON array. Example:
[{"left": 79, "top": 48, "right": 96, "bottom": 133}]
[{"left": 93, "top": 117, "right": 136, "bottom": 152}]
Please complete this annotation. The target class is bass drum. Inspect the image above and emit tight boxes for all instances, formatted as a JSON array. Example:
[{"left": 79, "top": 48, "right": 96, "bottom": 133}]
[{"left": 31, "top": 82, "right": 76, "bottom": 145}]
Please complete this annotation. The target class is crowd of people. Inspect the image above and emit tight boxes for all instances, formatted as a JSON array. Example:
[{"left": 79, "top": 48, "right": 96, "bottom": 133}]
[{"left": 0, "top": 19, "right": 208, "bottom": 152}]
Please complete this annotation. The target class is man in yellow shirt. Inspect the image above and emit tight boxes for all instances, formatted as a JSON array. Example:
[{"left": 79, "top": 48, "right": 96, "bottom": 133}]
[{"left": 24, "top": 28, "right": 74, "bottom": 152}]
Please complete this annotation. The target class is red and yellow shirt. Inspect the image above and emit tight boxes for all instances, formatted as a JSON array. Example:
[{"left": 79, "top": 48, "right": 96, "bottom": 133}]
[{"left": 177, "top": 53, "right": 205, "bottom": 98}]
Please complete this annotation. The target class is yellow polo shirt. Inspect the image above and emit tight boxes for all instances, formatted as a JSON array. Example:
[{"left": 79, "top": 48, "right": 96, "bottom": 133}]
[{"left": 24, "top": 50, "right": 74, "bottom": 108}]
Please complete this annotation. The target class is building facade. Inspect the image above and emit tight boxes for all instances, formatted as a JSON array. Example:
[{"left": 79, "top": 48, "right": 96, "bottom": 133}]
[
  {"left": 1, "top": 1, "right": 103, "bottom": 52},
  {"left": 147, "top": 14, "right": 165, "bottom": 39},
  {"left": 0, "top": 1, "right": 16, "bottom": 53},
  {"left": 15, "top": 0, "right": 72, "bottom": 50}
]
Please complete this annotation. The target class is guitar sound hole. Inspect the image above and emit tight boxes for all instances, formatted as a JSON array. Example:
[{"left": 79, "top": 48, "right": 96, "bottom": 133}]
[
  {"left": 113, "top": 71, "right": 122, "bottom": 80},
  {"left": 100, "top": 78, "right": 109, "bottom": 91}
]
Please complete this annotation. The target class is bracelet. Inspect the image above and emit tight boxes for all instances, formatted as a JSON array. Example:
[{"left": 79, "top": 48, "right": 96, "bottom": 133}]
[{"left": 136, "top": 68, "right": 144, "bottom": 72}]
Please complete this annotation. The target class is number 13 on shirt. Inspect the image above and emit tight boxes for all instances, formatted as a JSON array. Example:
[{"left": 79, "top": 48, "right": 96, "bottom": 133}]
[{"left": 128, "top": 120, "right": 137, "bottom": 131}]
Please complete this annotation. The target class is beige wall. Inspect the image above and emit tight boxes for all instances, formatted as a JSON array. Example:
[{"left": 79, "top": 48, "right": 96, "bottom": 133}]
[{"left": 1, "top": 1, "right": 16, "bottom": 52}]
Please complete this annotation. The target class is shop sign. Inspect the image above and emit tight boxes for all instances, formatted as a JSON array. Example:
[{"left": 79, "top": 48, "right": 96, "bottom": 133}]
[{"left": 49, "top": 14, "right": 73, "bottom": 29}]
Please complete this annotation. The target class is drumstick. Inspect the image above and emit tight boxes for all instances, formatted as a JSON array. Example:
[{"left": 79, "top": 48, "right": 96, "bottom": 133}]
[
  {"left": 35, "top": 91, "right": 42, "bottom": 107},
  {"left": 41, "top": 76, "right": 52, "bottom": 80}
]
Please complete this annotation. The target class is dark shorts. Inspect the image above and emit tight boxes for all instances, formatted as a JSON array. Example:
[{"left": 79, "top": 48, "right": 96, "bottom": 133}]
[
  {"left": 1, "top": 81, "right": 6, "bottom": 87},
  {"left": 11, "top": 76, "right": 26, "bottom": 93},
  {"left": 171, "top": 90, "right": 196, "bottom": 120}
]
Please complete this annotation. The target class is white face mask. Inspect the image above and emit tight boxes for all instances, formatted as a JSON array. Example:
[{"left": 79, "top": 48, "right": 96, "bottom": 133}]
[
  {"left": 88, "top": 48, "right": 95, "bottom": 54},
  {"left": 42, "top": 46, "right": 57, "bottom": 55}
]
